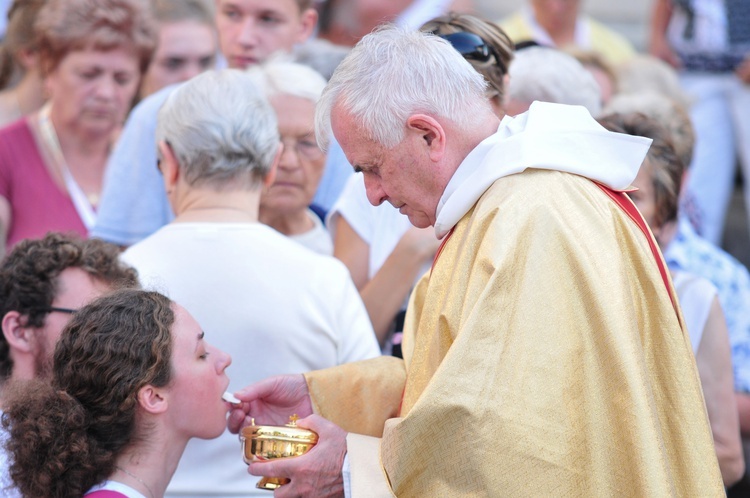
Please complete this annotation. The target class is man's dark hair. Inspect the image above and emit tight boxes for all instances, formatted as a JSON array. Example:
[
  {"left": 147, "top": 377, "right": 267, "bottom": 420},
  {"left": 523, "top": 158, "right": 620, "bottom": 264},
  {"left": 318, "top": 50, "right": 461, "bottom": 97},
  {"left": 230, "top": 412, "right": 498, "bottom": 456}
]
[{"left": 0, "top": 232, "right": 139, "bottom": 380}]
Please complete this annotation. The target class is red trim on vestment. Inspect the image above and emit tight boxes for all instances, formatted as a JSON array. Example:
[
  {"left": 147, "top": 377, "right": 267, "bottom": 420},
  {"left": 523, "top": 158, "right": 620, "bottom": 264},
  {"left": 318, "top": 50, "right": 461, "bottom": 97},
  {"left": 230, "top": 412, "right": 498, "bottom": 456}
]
[
  {"left": 428, "top": 185, "right": 680, "bottom": 321},
  {"left": 594, "top": 182, "right": 681, "bottom": 323},
  {"left": 431, "top": 227, "right": 455, "bottom": 272}
]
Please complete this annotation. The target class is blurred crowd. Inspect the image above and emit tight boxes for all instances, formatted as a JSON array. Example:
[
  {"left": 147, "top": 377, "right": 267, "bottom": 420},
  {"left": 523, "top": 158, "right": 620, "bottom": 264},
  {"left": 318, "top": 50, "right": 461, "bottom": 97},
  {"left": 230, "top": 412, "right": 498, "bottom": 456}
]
[{"left": 0, "top": 0, "right": 747, "bottom": 496}]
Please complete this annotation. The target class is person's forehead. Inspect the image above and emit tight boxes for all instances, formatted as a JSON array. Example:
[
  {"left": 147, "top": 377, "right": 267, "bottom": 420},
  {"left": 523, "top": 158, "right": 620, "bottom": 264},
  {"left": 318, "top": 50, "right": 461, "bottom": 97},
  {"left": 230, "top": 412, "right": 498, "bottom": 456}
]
[
  {"left": 156, "top": 22, "right": 216, "bottom": 48},
  {"left": 53, "top": 268, "right": 109, "bottom": 306},
  {"left": 271, "top": 94, "right": 315, "bottom": 127},
  {"left": 217, "top": 0, "right": 302, "bottom": 16},
  {"left": 530, "top": 0, "right": 580, "bottom": 11},
  {"left": 171, "top": 304, "right": 203, "bottom": 352}
]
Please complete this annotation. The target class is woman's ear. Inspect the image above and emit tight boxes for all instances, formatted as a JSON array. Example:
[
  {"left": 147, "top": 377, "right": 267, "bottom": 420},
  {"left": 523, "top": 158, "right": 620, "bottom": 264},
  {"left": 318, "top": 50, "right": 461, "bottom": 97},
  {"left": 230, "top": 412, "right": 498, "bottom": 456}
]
[
  {"left": 157, "top": 140, "right": 180, "bottom": 194},
  {"left": 263, "top": 142, "right": 283, "bottom": 188},
  {"left": 137, "top": 385, "right": 168, "bottom": 415}
]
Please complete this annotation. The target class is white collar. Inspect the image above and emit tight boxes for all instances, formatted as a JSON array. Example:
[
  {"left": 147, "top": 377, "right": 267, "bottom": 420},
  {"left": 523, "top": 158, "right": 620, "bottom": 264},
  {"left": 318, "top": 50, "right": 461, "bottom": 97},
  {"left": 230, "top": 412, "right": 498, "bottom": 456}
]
[{"left": 434, "top": 102, "right": 651, "bottom": 238}]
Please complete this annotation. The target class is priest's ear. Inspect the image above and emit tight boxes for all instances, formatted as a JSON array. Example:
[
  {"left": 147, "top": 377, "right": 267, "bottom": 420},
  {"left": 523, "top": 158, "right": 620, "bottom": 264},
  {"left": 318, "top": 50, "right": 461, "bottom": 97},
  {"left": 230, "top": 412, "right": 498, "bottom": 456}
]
[{"left": 406, "top": 114, "right": 446, "bottom": 162}]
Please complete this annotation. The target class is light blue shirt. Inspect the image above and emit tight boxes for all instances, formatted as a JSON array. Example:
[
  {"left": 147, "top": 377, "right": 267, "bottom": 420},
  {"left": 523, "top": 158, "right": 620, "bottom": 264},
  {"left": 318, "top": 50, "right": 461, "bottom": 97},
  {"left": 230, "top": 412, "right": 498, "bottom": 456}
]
[
  {"left": 91, "top": 85, "right": 175, "bottom": 246},
  {"left": 664, "top": 216, "right": 750, "bottom": 393}
]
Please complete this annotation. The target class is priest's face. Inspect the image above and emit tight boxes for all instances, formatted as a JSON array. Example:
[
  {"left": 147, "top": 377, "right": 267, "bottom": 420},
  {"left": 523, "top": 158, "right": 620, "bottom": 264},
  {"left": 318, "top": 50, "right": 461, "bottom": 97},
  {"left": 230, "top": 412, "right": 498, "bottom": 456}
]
[{"left": 331, "top": 106, "right": 443, "bottom": 228}]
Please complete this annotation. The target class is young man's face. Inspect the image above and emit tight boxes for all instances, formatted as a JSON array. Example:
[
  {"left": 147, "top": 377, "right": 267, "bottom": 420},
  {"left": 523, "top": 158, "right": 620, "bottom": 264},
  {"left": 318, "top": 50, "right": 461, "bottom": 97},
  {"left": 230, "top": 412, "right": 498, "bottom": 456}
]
[{"left": 215, "top": 0, "right": 317, "bottom": 69}]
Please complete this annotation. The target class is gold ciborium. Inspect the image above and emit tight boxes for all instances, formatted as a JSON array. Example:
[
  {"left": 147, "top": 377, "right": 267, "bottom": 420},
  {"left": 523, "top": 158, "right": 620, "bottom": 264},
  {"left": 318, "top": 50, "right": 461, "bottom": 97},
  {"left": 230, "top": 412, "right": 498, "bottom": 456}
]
[{"left": 240, "top": 414, "right": 319, "bottom": 491}]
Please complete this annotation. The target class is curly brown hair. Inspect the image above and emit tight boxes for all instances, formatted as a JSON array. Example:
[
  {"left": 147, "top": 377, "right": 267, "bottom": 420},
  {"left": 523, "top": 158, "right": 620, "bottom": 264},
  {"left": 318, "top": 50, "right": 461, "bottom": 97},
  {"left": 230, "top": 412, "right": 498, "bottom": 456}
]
[
  {"left": 35, "top": 0, "right": 157, "bottom": 75},
  {"left": 2, "top": 289, "right": 174, "bottom": 498},
  {"left": 0, "top": 232, "right": 139, "bottom": 381},
  {"left": 421, "top": 13, "right": 514, "bottom": 106},
  {"left": 597, "top": 112, "right": 685, "bottom": 228}
]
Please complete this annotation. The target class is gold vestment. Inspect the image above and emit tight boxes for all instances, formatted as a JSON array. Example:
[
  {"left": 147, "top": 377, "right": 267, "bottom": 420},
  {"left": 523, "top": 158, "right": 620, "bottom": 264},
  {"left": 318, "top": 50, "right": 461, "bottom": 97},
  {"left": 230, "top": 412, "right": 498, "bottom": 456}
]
[{"left": 307, "top": 169, "right": 724, "bottom": 496}]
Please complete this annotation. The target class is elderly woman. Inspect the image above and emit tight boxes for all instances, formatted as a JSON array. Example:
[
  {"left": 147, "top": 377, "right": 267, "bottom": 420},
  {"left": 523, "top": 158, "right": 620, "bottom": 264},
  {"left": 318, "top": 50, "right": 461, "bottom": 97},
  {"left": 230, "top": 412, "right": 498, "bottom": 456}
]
[
  {"left": 254, "top": 62, "right": 331, "bottom": 255},
  {"left": 329, "top": 12, "right": 515, "bottom": 353},
  {"left": 0, "top": 0, "right": 156, "bottom": 256},
  {"left": 598, "top": 111, "right": 745, "bottom": 487},
  {"left": 3, "top": 289, "right": 232, "bottom": 498},
  {"left": 0, "top": 0, "right": 47, "bottom": 126},
  {"left": 121, "top": 68, "right": 378, "bottom": 495}
]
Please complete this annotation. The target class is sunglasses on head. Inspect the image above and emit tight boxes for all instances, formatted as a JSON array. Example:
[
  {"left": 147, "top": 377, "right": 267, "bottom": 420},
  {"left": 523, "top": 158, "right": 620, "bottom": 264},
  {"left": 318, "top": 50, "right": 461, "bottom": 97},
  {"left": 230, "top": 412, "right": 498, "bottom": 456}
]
[
  {"left": 437, "top": 32, "right": 492, "bottom": 62},
  {"left": 435, "top": 31, "right": 507, "bottom": 75}
]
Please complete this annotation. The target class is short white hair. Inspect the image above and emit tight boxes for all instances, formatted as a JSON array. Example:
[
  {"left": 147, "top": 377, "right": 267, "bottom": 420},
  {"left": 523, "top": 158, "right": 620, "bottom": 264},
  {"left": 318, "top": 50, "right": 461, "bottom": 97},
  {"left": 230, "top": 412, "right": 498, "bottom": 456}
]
[
  {"left": 616, "top": 54, "right": 692, "bottom": 109},
  {"left": 315, "top": 25, "right": 493, "bottom": 149},
  {"left": 156, "top": 69, "right": 279, "bottom": 188},
  {"left": 246, "top": 60, "right": 327, "bottom": 104},
  {"left": 508, "top": 46, "right": 602, "bottom": 116}
]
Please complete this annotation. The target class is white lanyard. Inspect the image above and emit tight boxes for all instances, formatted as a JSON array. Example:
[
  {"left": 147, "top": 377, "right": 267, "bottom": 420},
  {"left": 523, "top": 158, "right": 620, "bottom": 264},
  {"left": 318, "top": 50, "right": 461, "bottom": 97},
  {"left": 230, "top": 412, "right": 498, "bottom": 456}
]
[{"left": 38, "top": 104, "right": 97, "bottom": 230}]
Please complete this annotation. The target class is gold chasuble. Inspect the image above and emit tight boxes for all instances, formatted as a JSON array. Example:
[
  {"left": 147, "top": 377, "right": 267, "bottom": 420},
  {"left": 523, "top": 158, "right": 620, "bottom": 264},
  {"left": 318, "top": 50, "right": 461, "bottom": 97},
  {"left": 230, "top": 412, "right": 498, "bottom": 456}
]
[{"left": 305, "top": 103, "right": 724, "bottom": 497}]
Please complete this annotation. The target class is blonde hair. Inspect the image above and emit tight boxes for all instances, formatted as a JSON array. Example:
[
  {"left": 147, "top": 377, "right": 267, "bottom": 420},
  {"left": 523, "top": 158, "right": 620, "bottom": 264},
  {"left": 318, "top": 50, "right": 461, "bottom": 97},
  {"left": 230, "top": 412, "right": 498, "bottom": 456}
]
[
  {"left": 420, "top": 13, "right": 514, "bottom": 104},
  {"left": 36, "top": 0, "right": 157, "bottom": 75},
  {"left": 0, "top": 0, "right": 47, "bottom": 88}
]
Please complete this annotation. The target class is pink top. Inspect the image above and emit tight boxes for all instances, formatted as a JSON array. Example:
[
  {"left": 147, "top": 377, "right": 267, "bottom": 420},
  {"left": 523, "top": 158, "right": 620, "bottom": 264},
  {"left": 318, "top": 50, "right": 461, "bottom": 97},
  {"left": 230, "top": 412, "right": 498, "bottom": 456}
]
[{"left": 0, "top": 118, "right": 87, "bottom": 249}]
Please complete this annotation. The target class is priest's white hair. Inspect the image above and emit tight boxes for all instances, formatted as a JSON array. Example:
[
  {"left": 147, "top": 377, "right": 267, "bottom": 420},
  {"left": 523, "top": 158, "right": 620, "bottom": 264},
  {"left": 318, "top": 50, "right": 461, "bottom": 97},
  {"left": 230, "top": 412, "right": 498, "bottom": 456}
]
[{"left": 315, "top": 24, "right": 493, "bottom": 149}]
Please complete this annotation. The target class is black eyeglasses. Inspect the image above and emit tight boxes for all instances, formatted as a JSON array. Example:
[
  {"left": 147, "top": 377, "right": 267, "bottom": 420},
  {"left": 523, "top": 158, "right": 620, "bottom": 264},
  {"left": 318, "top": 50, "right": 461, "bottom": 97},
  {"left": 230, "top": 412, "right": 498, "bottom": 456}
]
[
  {"left": 41, "top": 307, "right": 78, "bottom": 315},
  {"left": 436, "top": 31, "right": 506, "bottom": 74}
]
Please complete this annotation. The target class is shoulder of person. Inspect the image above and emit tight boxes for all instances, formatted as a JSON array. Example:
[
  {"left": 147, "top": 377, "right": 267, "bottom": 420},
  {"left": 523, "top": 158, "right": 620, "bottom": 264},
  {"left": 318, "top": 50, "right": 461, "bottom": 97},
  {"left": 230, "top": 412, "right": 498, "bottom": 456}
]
[{"left": 84, "top": 491, "right": 128, "bottom": 498}]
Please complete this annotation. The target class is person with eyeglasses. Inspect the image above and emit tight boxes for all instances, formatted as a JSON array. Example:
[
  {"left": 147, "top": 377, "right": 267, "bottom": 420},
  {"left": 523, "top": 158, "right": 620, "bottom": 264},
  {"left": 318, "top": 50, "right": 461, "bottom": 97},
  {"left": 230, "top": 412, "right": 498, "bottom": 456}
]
[
  {"left": 120, "top": 68, "right": 379, "bottom": 497},
  {"left": 90, "top": 0, "right": 321, "bottom": 249},
  {"left": 257, "top": 62, "right": 333, "bottom": 256},
  {"left": 228, "top": 26, "right": 724, "bottom": 496},
  {"left": 328, "top": 13, "right": 514, "bottom": 355},
  {"left": 0, "top": 232, "right": 139, "bottom": 498},
  {"left": 2, "top": 289, "right": 233, "bottom": 498}
]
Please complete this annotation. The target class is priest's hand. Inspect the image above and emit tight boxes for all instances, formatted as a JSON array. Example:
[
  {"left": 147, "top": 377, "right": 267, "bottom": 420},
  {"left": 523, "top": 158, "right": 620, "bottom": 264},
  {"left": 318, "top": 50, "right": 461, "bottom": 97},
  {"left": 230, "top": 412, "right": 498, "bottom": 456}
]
[
  {"left": 227, "top": 374, "right": 313, "bottom": 432},
  {"left": 248, "top": 414, "right": 347, "bottom": 498}
]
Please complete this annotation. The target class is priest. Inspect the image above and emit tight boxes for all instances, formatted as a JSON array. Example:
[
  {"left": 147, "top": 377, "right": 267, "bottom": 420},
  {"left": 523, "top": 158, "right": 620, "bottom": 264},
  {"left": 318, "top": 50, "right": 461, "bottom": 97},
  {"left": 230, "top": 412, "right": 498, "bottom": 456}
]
[{"left": 228, "top": 26, "right": 724, "bottom": 497}]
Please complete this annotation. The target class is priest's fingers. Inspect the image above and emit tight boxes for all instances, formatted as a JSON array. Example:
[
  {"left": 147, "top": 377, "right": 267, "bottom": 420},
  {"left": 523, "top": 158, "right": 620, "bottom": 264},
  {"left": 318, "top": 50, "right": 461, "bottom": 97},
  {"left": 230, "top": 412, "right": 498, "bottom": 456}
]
[
  {"left": 227, "top": 407, "right": 253, "bottom": 434},
  {"left": 233, "top": 374, "right": 313, "bottom": 426}
]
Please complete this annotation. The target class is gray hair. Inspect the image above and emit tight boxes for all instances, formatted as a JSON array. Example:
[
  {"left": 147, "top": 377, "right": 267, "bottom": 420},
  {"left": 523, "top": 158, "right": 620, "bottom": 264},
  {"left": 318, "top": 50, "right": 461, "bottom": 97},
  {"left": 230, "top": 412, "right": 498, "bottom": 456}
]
[
  {"left": 315, "top": 25, "right": 494, "bottom": 149},
  {"left": 604, "top": 92, "right": 695, "bottom": 168},
  {"left": 293, "top": 39, "right": 350, "bottom": 81},
  {"left": 156, "top": 69, "right": 279, "bottom": 188},
  {"left": 246, "top": 60, "right": 327, "bottom": 104},
  {"left": 508, "top": 46, "right": 602, "bottom": 116},
  {"left": 616, "top": 54, "right": 692, "bottom": 109}
]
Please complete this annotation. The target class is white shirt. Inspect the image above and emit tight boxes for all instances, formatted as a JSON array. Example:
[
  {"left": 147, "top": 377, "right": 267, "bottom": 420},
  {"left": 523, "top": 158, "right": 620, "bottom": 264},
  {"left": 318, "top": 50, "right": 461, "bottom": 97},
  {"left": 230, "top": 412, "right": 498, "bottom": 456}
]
[{"left": 122, "top": 222, "right": 379, "bottom": 497}]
